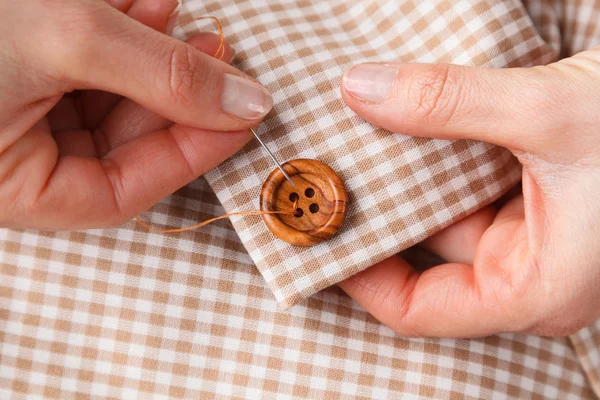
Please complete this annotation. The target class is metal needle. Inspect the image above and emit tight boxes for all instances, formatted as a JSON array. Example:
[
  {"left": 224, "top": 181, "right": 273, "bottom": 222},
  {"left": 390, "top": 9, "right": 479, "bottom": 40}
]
[{"left": 249, "top": 127, "right": 297, "bottom": 189}]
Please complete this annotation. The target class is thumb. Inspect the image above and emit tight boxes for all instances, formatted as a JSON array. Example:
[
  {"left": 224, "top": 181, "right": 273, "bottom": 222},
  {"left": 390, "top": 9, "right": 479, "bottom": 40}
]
[
  {"left": 45, "top": 1, "right": 272, "bottom": 132},
  {"left": 340, "top": 61, "right": 581, "bottom": 152}
]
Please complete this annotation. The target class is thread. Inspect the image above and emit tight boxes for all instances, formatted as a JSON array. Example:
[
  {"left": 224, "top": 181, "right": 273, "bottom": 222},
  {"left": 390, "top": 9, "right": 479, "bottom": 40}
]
[
  {"left": 136, "top": 16, "right": 284, "bottom": 234},
  {"left": 175, "top": 15, "right": 226, "bottom": 60},
  {"left": 135, "top": 200, "right": 297, "bottom": 233}
]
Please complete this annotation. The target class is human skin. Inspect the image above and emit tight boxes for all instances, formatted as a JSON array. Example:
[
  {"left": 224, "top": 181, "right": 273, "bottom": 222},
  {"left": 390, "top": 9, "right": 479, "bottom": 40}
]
[
  {"left": 339, "top": 48, "right": 600, "bottom": 338},
  {"left": 0, "top": 0, "right": 272, "bottom": 230}
]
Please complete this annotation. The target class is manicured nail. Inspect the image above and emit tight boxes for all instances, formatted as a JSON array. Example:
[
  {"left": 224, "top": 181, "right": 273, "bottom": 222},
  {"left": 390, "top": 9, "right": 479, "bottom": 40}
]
[
  {"left": 166, "top": 2, "right": 181, "bottom": 35},
  {"left": 343, "top": 63, "right": 398, "bottom": 103},
  {"left": 221, "top": 74, "right": 273, "bottom": 120}
]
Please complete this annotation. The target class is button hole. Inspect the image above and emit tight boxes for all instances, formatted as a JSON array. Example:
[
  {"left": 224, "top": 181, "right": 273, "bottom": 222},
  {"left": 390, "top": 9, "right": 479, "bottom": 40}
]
[
  {"left": 309, "top": 204, "right": 319, "bottom": 213},
  {"left": 294, "top": 208, "right": 304, "bottom": 218},
  {"left": 305, "top": 188, "right": 315, "bottom": 198},
  {"left": 289, "top": 193, "right": 299, "bottom": 202}
]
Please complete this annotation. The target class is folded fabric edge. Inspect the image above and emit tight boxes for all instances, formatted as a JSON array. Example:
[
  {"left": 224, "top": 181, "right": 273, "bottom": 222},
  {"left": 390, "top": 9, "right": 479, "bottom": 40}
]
[{"left": 273, "top": 159, "right": 523, "bottom": 309}]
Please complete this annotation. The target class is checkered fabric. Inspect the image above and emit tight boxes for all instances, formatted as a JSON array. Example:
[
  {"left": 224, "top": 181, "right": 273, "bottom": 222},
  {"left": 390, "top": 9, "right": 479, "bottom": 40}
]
[
  {"left": 572, "top": 320, "right": 600, "bottom": 399},
  {"left": 0, "top": 179, "right": 597, "bottom": 398},
  {"left": 523, "top": 0, "right": 600, "bottom": 58},
  {"left": 175, "top": 0, "right": 555, "bottom": 307},
  {"left": 3, "top": 0, "right": 600, "bottom": 398}
]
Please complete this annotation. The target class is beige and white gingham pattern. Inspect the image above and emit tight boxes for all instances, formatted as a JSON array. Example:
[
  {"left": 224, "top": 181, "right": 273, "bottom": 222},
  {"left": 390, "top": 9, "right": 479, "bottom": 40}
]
[
  {"left": 0, "top": 179, "right": 597, "bottom": 398},
  {"left": 571, "top": 320, "right": 600, "bottom": 399},
  {"left": 173, "top": 0, "right": 559, "bottom": 307},
  {"left": 523, "top": 0, "right": 600, "bottom": 58},
  {"left": 3, "top": 1, "right": 600, "bottom": 398}
]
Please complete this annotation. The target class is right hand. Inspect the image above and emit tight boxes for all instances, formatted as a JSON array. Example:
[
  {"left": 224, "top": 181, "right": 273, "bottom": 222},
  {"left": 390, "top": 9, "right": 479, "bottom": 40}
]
[{"left": 0, "top": 0, "right": 272, "bottom": 230}]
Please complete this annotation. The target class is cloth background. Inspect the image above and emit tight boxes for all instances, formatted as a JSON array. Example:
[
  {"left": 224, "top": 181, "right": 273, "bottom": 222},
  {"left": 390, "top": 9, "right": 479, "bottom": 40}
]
[
  {"left": 1, "top": 0, "right": 600, "bottom": 398},
  {"left": 1, "top": 178, "right": 598, "bottom": 399}
]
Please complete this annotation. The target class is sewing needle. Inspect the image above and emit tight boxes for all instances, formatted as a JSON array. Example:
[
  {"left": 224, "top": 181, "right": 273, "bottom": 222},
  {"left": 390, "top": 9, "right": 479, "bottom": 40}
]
[{"left": 249, "top": 127, "right": 297, "bottom": 189}]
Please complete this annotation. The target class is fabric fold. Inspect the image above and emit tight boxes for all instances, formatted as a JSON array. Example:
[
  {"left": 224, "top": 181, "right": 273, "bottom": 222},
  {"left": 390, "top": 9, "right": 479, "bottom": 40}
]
[{"left": 174, "top": 0, "right": 595, "bottom": 307}]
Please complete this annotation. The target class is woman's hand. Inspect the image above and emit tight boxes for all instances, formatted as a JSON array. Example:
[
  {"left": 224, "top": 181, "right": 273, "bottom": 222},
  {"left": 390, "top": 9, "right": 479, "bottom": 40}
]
[
  {"left": 339, "top": 48, "right": 600, "bottom": 337},
  {"left": 0, "top": 0, "right": 272, "bottom": 230}
]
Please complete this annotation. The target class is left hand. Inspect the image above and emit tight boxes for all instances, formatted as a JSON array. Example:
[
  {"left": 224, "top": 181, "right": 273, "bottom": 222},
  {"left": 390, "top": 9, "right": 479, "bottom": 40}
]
[{"left": 337, "top": 49, "right": 600, "bottom": 338}]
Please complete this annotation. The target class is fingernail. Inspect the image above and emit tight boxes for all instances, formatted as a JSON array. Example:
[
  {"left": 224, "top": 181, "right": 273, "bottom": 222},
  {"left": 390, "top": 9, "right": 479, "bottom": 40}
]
[
  {"left": 166, "top": 2, "right": 181, "bottom": 35},
  {"left": 343, "top": 63, "right": 398, "bottom": 103},
  {"left": 221, "top": 74, "right": 273, "bottom": 120}
]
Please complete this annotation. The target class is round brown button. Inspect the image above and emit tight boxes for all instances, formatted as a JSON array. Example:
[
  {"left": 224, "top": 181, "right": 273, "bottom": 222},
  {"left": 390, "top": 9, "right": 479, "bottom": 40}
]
[{"left": 260, "top": 159, "right": 348, "bottom": 246}]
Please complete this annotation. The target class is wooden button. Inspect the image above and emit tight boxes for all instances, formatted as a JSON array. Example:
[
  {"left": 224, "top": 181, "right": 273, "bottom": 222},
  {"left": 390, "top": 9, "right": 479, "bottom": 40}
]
[{"left": 260, "top": 159, "right": 348, "bottom": 246}]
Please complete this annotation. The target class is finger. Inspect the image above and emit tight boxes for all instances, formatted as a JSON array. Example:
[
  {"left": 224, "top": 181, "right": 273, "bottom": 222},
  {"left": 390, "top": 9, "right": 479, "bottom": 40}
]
[
  {"left": 103, "top": 0, "right": 135, "bottom": 12},
  {"left": 339, "top": 255, "right": 421, "bottom": 336},
  {"left": 27, "top": 126, "right": 251, "bottom": 229},
  {"left": 93, "top": 100, "right": 168, "bottom": 156},
  {"left": 341, "top": 193, "right": 543, "bottom": 338},
  {"left": 94, "top": 33, "right": 234, "bottom": 155},
  {"left": 421, "top": 205, "right": 497, "bottom": 265},
  {"left": 80, "top": 0, "right": 181, "bottom": 129},
  {"left": 339, "top": 255, "right": 532, "bottom": 338},
  {"left": 127, "top": 0, "right": 180, "bottom": 34},
  {"left": 44, "top": 2, "right": 272, "bottom": 132},
  {"left": 340, "top": 62, "right": 576, "bottom": 152},
  {"left": 53, "top": 129, "right": 98, "bottom": 158},
  {"left": 54, "top": 33, "right": 234, "bottom": 158}
]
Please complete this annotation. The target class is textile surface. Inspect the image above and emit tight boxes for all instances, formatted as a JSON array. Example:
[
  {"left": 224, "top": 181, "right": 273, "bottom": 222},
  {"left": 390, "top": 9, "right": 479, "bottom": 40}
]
[
  {"left": 183, "top": 0, "right": 550, "bottom": 307},
  {"left": 2, "top": 0, "right": 600, "bottom": 399},
  {"left": 0, "top": 179, "right": 597, "bottom": 399},
  {"left": 571, "top": 320, "right": 600, "bottom": 398}
]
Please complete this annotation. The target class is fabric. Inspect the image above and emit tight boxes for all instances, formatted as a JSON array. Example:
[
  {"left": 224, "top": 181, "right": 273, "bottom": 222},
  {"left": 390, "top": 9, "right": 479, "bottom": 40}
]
[
  {"left": 2, "top": 0, "right": 600, "bottom": 398},
  {"left": 571, "top": 320, "right": 600, "bottom": 398},
  {"left": 523, "top": 0, "right": 600, "bottom": 58},
  {"left": 0, "top": 179, "right": 597, "bottom": 399},
  {"left": 180, "top": 0, "right": 549, "bottom": 308}
]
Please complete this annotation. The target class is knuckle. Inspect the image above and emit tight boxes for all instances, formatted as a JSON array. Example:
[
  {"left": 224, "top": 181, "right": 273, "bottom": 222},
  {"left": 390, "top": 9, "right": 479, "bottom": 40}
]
[
  {"left": 397, "top": 311, "right": 424, "bottom": 338},
  {"left": 43, "top": 2, "right": 118, "bottom": 84},
  {"left": 409, "top": 64, "right": 463, "bottom": 126},
  {"left": 534, "top": 313, "right": 591, "bottom": 336},
  {"left": 393, "top": 288, "right": 423, "bottom": 337},
  {"left": 555, "top": 319, "right": 590, "bottom": 336},
  {"left": 99, "top": 157, "right": 129, "bottom": 223},
  {"left": 519, "top": 69, "right": 559, "bottom": 114},
  {"left": 165, "top": 44, "right": 208, "bottom": 106}
]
